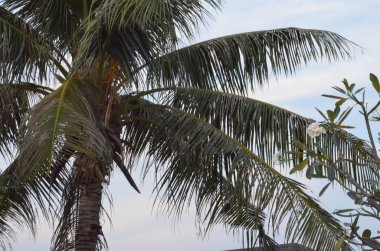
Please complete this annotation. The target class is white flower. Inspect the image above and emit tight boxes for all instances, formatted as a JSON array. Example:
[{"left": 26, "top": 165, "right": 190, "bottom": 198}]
[
  {"left": 306, "top": 122, "right": 327, "bottom": 138},
  {"left": 273, "top": 153, "right": 284, "bottom": 164}
]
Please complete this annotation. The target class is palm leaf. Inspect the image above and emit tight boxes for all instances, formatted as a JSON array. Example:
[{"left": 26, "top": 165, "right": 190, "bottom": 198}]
[
  {"left": 71, "top": 0, "right": 222, "bottom": 76},
  {"left": 0, "top": 83, "right": 51, "bottom": 157},
  {"left": 0, "top": 6, "right": 68, "bottom": 81},
  {"left": 17, "top": 79, "right": 112, "bottom": 181},
  {"left": 138, "top": 87, "right": 311, "bottom": 161},
  {"left": 0, "top": 159, "right": 65, "bottom": 249},
  {"left": 51, "top": 168, "right": 80, "bottom": 251},
  {"left": 194, "top": 175, "right": 274, "bottom": 249},
  {"left": 121, "top": 101, "right": 349, "bottom": 250},
  {"left": 131, "top": 87, "right": 378, "bottom": 186},
  {"left": 165, "top": 88, "right": 380, "bottom": 190},
  {"left": 141, "top": 28, "right": 356, "bottom": 94},
  {"left": 99, "top": 0, "right": 222, "bottom": 36},
  {"left": 316, "top": 129, "right": 380, "bottom": 191},
  {"left": 3, "top": 0, "right": 78, "bottom": 51},
  {"left": 134, "top": 87, "right": 380, "bottom": 192},
  {"left": 4, "top": 80, "right": 114, "bottom": 249}
]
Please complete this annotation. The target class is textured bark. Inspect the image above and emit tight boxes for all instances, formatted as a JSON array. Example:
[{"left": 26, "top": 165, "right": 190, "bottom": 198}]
[
  {"left": 75, "top": 171, "right": 103, "bottom": 251},
  {"left": 74, "top": 59, "right": 118, "bottom": 250}
]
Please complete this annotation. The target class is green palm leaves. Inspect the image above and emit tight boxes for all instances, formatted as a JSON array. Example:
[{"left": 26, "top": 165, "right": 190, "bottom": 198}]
[
  {"left": 0, "top": 0, "right": 365, "bottom": 250},
  {"left": 144, "top": 29, "right": 354, "bottom": 93},
  {"left": 121, "top": 90, "right": 349, "bottom": 250}
]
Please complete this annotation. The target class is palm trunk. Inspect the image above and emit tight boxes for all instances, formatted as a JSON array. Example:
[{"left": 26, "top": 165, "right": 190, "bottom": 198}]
[
  {"left": 74, "top": 59, "right": 118, "bottom": 250},
  {"left": 75, "top": 172, "right": 103, "bottom": 251}
]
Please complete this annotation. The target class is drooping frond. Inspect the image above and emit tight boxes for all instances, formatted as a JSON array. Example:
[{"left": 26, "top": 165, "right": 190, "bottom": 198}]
[
  {"left": 135, "top": 87, "right": 379, "bottom": 192},
  {"left": 136, "top": 87, "right": 311, "bottom": 162},
  {"left": 141, "top": 28, "right": 356, "bottom": 94},
  {"left": 121, "top": 100, "right": 349, "bottom": 250},
  {"left": 311, "top": 129, "right": 380, "bottom": 191},
  {"left": 0, "top": 6, "right": 68, "bottom": 82},
  {"left": 0, "top": 159, "right": 65, "bottom": 250},
  {"left": 3, "top": 0, "right": 79, "bottom": 51},
  {"left": 17, "top": 78, "right": 112, "bottom": 181},
  {"left": 0, "top": 83, "right": 51, "bottom": 157},
  {"left": 194, "top": 175, "right": 275, "bottom": 249},
  {"left": 0, "top": 79, "right": 115, "bottom": 250}
]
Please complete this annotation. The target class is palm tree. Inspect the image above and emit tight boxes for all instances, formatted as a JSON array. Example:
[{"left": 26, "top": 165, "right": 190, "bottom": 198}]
[{"left": 0, "top": 0, "right": 372, "bottom": 250}]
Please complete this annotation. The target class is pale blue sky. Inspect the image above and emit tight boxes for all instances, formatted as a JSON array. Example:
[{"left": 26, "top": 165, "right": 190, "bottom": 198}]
[{"left": 9, "top": 1, "right": 380, "bottom": 250}]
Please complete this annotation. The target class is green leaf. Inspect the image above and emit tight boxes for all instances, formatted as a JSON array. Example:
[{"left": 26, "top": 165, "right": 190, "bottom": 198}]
[
  {"left": 335, "top": 98, "right": 347, "bottom": 106},
  {"left": 322, "top": 94, "right": 344, "bottom": 99},
  {"left": 354, "top": 87, "right": 365, "bottom": 94},
  {"left": 293, "top": 139, "right": 311, "bottom": 152},
  {"left": 352, "top": 215, "right": 359, "bottom": 229},
  {"left": 368, "top": 100, "right": 380, "bottom": 115},
  {"left": 316, "top": 108, "right": 328, "bottom": 120},
  {"left": 337, "top": 107, "right": 353, "bottom": 125},
  {"left": 362, "top": 229, "right": 371, "bottom": 238},
  {"left": 327, "top": 110, "right": 335, "bottom": 122},
  {"left": 374, "top": 190, "right": 380, "bottom": 199},
  {"left": 290, "top": 158, "right": 309, "bottom": 174},
  {"left": 333, "top": 240, "right": 344, "bottom": 251},
  {"left": 305, "top": 165, "right": 314, "bottom": 179},
  {"left": 349, "top": 83, "right": 355, "bottom": 92},
  {"left": 338, "top": 125, "right": 355, "bottom": 129},
  {"left": 342, "top": 79, "right": 350, "bottom": 90},
  {"left": 319, "top": 182, "right": 331, "bottom": 197},
  {"left": 370, "top": 73, "right": 380, "bottom": 93},
  {"left": 333, "top": 209, "right": 355, "bottom": 215},
  {"left": 327, "top": 166, "right": 336, "bottom": 181},
  {"left": 334, "top": 106, "right": 341, "bottom": 118},
  {"left": 332, "top": 86, "right": 347, "bottom": 95}
]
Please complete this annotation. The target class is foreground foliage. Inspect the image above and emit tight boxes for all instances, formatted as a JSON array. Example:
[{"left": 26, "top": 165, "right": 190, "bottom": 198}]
[{"left": 289, "top": 74, "right": 380, "bottom": 250}]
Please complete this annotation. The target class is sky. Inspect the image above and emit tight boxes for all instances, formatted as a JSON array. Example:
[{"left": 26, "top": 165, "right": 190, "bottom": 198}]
[{"left": 8, "top": 1, "right": 380, "bottom": 250}]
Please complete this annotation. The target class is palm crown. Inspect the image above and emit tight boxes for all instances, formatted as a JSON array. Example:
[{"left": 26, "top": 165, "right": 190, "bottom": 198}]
[{"left": 0, "top": 1, "right": 375, "bottom": 251}]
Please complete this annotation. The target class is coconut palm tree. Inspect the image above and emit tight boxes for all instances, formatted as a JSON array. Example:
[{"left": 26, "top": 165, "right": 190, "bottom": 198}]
[{"left": 0, "top": 0, "right": 374, "bottom": 250}]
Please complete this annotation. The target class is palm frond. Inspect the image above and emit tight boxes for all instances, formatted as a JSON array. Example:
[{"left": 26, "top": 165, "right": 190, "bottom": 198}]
[
  {"left": 195, "top": 175, "right": 270, "bottom": 249},
  {"left": 72, "top": 0, "right": 223, "bottom": 77},
  {"left": 3, "top": 0, "right": 78, "bottom": 51},
  {"left": 141, "top": 28, "right": 356, "bottom": 94},
  {"left": 100, "top": 0, "right": 222, "bottom": 37},
  {"left": 138, "top": 87, "right": 311, "bottom": 162},
  {"left": 0, "top": 159, "right": 65, "bottom": 250},
  {"left": 167, "top": 87, "right": 380, "bottom": 194},
  {"left": 121, "top": 101, "right": 349, "bottom": 250},
  {"left": 314, "top": 129, "right": 380, "bottom": 191},
  {"left": 133, "top": 87, "right": 380, "bottom": 192},
  {"left": 2, "top": 80, "right": 114, "bottom": 249},
  {"left": 0, "top": 6, "right": 68, "bottom": 81},
  {"left": 0, "top": 83, "right": 51, "bottom": 157},
  {"left": 17, "top": 78, "right": 112, "bottom": 181}
]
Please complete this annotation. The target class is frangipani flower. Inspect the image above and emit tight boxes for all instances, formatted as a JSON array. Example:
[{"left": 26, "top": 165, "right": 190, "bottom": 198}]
[
  {"left": 273, "top": 153, "right": 285, "bottom": 164},
  {"left": 306, "top": 122, "right": 327, "bottom": 138}
]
